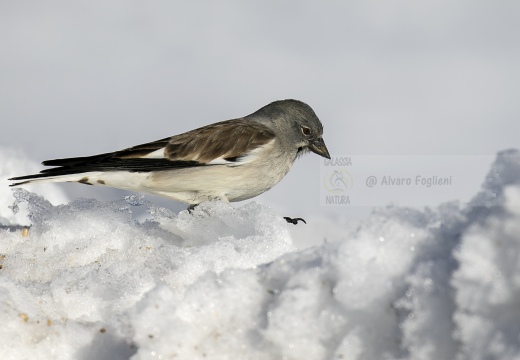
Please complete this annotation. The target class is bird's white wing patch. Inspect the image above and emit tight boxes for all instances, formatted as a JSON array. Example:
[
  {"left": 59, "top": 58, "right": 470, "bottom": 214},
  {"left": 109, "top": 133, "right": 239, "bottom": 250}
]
[
  {"left": 206, "top": 158, "right": 237, "bottom": 165},
  {"left": 207, "top": 139, "right": 275, "bottom": 166},
  {"left": 141, "top": 147, "right": 166, "bottom": 159}
]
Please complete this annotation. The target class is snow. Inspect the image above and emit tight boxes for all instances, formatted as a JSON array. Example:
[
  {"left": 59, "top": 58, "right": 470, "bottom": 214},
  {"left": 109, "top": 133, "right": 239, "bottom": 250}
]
[
  {"left": 1, "top": 149, "right": 520, "bottom": 360},
  {"left": 0, "top": 147, "right": 69, "bottom": 226}
]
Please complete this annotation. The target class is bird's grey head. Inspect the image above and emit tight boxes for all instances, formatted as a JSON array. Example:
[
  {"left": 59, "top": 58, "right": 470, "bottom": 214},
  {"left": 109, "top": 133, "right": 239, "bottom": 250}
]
[{"left": 249, "top": 99, "right": 331, "bottom": 160}]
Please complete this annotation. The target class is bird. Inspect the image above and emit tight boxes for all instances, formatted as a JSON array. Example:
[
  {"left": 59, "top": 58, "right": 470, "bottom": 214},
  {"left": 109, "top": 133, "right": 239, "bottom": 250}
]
[{"left": 9, "top": 99, "right": 330, "bottom": 223}]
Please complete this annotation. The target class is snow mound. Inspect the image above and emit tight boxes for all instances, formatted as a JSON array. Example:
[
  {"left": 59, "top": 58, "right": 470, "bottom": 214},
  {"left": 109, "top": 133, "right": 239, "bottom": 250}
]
[
  {"left": 1, "top": 149, "right": 520, "bottom": 360},
  {"left": 0, "top": 147, "right": 68, "bottom": 226}
]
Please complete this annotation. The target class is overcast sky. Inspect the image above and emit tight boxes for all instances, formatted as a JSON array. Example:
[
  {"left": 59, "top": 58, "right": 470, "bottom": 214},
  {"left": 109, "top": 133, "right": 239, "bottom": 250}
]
[{"left": 1, "top": 1, "right": 519, "bottom": 228}]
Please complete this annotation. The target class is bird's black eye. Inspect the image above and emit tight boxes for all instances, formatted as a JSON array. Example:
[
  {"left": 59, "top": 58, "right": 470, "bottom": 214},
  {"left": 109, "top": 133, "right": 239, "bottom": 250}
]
[{"left": 301, "top": 126, "right": 311, "bottom": 136}]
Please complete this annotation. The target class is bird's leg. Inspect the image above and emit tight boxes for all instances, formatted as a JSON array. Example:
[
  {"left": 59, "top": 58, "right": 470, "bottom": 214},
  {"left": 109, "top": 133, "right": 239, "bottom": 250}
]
[
  {"left": 187, "top": 204, "right": 198, "bottom": 213},
  {"left": 283, "top": 217, "right": 306, "bottom": 225}
]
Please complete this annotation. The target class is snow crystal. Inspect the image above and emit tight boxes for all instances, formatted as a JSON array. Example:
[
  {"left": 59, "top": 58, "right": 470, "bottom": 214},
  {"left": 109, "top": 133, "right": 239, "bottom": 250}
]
[{"left": 0, "top": 149, "right": 519, "bottom": 360}]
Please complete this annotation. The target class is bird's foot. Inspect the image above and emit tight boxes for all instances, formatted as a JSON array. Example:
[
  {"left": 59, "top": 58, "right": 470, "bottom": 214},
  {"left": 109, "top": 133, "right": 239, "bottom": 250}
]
[
  {"left": 284, "top": 217, "right": 306, "bottom": 225},
  {"left": 187, "top": 204, "right": 198, "bottom": 213}
]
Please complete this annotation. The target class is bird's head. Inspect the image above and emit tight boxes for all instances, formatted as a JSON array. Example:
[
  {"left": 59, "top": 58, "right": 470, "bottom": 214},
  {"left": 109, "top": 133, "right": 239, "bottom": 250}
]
[{"left": 255, "top": 99, "right": 331, "bottom": 160}]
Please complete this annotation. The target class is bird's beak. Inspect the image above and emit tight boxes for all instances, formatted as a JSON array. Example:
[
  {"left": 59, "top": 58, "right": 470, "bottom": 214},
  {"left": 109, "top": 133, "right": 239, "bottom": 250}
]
[{"left": 309, "top": 138, "right": 331, "bottom": 159}]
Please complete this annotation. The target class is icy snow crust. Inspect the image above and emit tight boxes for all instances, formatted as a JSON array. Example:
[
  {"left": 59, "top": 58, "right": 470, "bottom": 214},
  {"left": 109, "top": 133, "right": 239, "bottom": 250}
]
[{"left": 1, "top": 150, "right": 520, "bottom": 360}]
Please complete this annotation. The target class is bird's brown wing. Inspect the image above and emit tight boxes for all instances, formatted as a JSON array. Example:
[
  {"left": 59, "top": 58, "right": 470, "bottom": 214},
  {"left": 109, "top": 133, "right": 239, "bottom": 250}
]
[{"left": 164, "top": 119, "right": 275, "bottom": 163}]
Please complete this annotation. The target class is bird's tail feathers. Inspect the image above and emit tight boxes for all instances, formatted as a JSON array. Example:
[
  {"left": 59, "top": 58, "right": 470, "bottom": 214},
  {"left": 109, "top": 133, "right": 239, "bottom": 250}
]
[{"left": 9, "top": 172, "right": 101, "bottom": 187}]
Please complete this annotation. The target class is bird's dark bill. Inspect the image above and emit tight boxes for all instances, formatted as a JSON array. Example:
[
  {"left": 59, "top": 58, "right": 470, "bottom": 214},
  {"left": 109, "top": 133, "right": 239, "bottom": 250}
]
[{"left": 309, "top": 138, "right": 331, "bottom": 159}]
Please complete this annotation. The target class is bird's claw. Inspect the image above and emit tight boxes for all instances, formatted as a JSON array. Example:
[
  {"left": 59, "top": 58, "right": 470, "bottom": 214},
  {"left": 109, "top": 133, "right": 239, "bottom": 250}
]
[{"left": 284, "top": 217, "right": 306, "bottom": 225}]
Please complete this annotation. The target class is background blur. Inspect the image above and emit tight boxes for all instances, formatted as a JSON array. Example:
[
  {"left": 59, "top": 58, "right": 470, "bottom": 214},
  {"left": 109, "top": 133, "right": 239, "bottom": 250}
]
[{"left": 1, "top": 1, "right": 519, "bottom": 246}]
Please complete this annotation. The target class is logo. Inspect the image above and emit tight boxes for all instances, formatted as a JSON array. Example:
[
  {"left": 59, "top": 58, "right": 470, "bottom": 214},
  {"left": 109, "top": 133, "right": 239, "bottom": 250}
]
[{"left": 323, "top": 169, "right": 354, "bottom": 194}]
